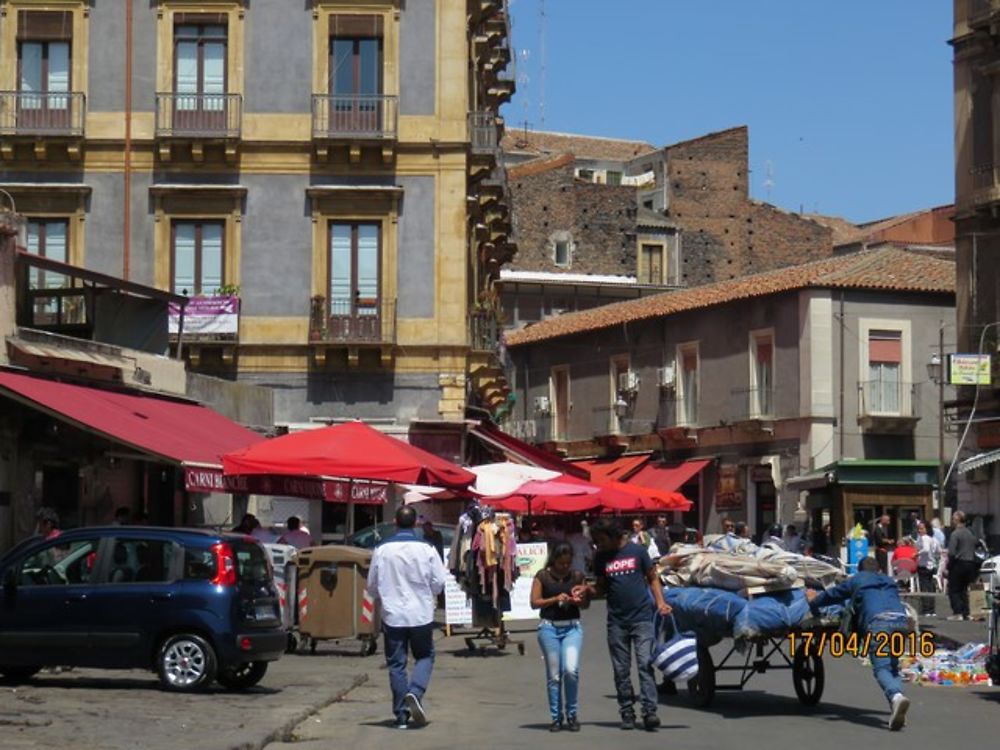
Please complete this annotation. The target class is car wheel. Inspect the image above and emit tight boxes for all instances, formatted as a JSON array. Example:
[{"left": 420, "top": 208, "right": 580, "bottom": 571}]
[
  {"left": 0, "top": 665, "right": 41, "bottom": 683},
  {"left": 216, "top": 661, "right": 268, "bottom": 691},
  {"left": 157, "top": 634, "right": 217, "bottom": 692}
]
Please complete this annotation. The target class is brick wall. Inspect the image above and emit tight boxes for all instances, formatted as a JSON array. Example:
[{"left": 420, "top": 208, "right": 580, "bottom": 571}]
[{"left": 508, "top": 159, "right": 638, "bottom": 276}]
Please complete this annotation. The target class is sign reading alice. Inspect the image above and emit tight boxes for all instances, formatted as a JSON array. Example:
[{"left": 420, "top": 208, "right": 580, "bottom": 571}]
[{"left": 169, "top": 296, "right": 239, "bottom": 337}]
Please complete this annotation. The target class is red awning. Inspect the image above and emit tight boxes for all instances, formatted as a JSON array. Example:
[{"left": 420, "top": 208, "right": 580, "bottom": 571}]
[
  {"left": 0, "top": 370, "right": 263, "bottom": 475},
  {"left": 468, "top": 422, "right": 589, "bottom": 478},
  {"left": 626, "top": 459, "right": 712, "bottom": 493},
  {"left": 223, "top": 421, "right": 475, "bottom": 490},
  {"left": 573, "top": 454, "right": 650, "bottom": 483}
]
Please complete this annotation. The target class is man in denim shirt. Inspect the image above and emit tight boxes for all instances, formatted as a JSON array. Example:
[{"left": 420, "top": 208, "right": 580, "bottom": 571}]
[{"left": 806, "top": 557, "right": 911, "bottom": 731}]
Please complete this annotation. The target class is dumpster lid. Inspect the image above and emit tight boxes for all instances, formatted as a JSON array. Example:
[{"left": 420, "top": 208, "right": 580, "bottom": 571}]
[{"left": 298, "top": 545, "right": 373, "bottom": 565}]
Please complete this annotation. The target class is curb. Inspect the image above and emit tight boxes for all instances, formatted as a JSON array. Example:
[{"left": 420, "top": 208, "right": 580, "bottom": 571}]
[{"left": 229, "top": 672, "right": 370, "bottom": 750}]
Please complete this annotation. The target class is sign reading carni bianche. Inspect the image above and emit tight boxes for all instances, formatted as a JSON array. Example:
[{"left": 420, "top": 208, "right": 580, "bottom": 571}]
[
  {"left": 169, "top": 296, "right": 239, "bottom": 337},
  {"left": 183, "top": 466, "right": 388, "bottom": 504}
]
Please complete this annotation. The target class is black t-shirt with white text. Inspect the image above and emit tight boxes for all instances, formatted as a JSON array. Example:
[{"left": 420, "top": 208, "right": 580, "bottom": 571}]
[{"left": 594, "top": 542, "right": 654, "bottom": 623}]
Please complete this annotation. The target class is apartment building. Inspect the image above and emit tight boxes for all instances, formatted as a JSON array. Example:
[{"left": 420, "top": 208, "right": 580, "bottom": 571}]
[{"left": 0, "top": 0, "right": 514, "bottom": 429}]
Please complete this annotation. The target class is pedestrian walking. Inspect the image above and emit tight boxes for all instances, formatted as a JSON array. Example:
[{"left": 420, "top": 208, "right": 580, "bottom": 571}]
[
  {"left": 806, "top": 557, "right": 912, "bottom": 730},
  {"left": 575, "top": 518, "right": 671, "bottom": 732},
  {"left": 530, "top": 541, "right": 588, "bottom": 732},
  {"left": 915, "top": 521, "right": 941, "bottom": 617},
  {"left": 367, "top": 505, "right": 447, "bottom": 729},
  {"left": 872, "top": 515, "right": 896, "bottom": 574},
  {"left": 946, "top": 510, "right": 979, "bottom": 621}
]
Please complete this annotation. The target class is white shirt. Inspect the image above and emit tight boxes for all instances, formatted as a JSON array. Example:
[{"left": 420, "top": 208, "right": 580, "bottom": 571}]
[
  {"left": 368, "top": 530, "right": 447, "bottom": 627},
  {"left": 277, "top": 528, "right": 313, "bottom": 549},
  {"left": 916, "top": 533, "right": 942, "bottom": 570}
]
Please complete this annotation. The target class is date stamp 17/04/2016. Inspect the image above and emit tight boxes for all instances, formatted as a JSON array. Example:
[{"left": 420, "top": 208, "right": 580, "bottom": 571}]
[{"left": 787, "top": 631, "right": 935, "bottom": 659}]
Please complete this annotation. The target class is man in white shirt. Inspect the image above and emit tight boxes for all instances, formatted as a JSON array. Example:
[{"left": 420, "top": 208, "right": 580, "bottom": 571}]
[
  {"left": 367, "top": 505, "right": 447, "bottom": 729},
  {"left": 276, "top": 516, "right": 312, "bottom": 549}
]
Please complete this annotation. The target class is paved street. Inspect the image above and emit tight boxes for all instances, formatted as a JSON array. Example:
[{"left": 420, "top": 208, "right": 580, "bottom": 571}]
[
  {"left": 0, "top": 650, "right": 368, "bottom": 750},
  {"left": 267, "top": 602, "right": 1000, "bottom": 750}
]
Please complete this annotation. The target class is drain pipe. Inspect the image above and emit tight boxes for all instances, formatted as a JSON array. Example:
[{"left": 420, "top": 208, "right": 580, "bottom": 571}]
[{"left": 123, "top": 0, "right": 133, "bottom": 280}]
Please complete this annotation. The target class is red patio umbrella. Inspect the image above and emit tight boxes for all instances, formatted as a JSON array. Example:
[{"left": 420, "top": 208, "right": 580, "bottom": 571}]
[{"left": 222, "top": 421, "right": 475, "bottom": 490}]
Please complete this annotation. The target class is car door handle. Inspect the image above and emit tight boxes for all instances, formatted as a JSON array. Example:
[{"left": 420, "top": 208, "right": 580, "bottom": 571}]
[
  {"left": 150, "top": 593, "right": 174, "bottom": 602},
  {"left": 65, "top": 594, "right": 88, "bottom": 603}
]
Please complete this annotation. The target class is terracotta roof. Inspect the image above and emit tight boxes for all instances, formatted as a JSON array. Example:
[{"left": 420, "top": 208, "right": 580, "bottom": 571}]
[
  {"left": 501, "top": 129, "right": 657, "bottom": 162},
  {"left": 505, "top": 248, "right": 955, "bottom": 347},
  {"left": 800, "top": 213, "right": 864, "bottom": 246},
  {"left": 507, "top": 152, "right": 575, "bottom": 179}
]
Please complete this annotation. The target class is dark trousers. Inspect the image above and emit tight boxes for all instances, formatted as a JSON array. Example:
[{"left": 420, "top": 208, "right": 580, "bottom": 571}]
[
  {"left": 948, "top": 560, "right": 979, "bottom": 617},
  {"left": 606, "top": 617, "right": 658, "bottom": 718},
  {"left": 382, "top": 622, "right": 435, "bottom": 722},
  {"left": 875, "top": 548, "right": 889, "bottom": 574},
  {"left": 916, "top": 567, "right": 936, "bottom": 615}
]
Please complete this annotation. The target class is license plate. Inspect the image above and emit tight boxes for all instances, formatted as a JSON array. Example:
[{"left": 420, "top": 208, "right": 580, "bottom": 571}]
[{"left": 255, "top": 603, "right": 275, "bottom": 620}]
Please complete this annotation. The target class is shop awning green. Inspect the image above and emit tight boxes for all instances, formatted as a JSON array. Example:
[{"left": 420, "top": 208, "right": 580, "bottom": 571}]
[{"left": 786, "top": 460, "right": 940, "bottom": 491}]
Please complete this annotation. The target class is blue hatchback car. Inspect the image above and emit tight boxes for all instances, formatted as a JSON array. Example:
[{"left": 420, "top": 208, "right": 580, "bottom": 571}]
[{"left": 0, "top": 526, "right": 285, "bottom": 691}]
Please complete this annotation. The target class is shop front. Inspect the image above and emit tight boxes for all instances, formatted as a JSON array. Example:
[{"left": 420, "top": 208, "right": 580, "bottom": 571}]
[{"left": 788, "top": 460, "right": 938, "bottom": 548}]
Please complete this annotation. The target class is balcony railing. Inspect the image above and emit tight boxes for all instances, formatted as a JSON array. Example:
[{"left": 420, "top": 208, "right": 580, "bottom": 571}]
[
  {"left": 469, "top": 111, "right": 499, "bottom": 154},
  {"left": 592, "top": 406, "right": 653, "bottom": 438},
  {"left": 858, "top": 380, "right": 919, "bottom": 422},
  {"left": 312, "top": 94, "right": 398, "bottom": 140},
  {"left": 310, "top": 296, "right": 396, "bottom": 345},
  {"left": 0, "top": 91, "right": 85, "bottom": 137},
  {"left": 730, "top": 386, "right": 776, "bottom": 421},
  {"left": 155, "top": 93, "right": 242, "bottom": 138},
  {"left": 469, "top": 310, "right": 499, "bottom": 352}
]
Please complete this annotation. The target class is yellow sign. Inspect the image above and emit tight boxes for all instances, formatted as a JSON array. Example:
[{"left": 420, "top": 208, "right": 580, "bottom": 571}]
[{"left": 949, "top": 354, "right": 992, "bottom": 386}]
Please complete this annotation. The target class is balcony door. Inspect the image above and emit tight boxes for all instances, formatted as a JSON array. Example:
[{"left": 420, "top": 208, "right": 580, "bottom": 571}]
[
  {"left": 171, "top": 221, "right": 224, "bottom": 296},
  {"left": 329, "top": 222, "right": 381, "bottom": 341},
  {"left": 26, "top": 219, "right": 69, "bottom": 324},
  {"left": 174, "top": 23, "right": 227, "bottom": 132},
  {"left": 867, "top": 330, "right": 902, "bottom": 415},
  {"left": 329, "top": 15, "right": 383, "bottom": 135},
  {"left": 17, "top": 38, "right": 70, "bottom": 131}
]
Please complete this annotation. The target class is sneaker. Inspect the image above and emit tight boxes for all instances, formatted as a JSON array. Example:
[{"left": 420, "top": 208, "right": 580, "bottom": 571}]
[
  {"left": 620, "top": 713, "right": 636, "bottom": 731},
  {"left": 549, "top": 719, "right": 562, "bottom": 732},
  {"left": 643, "top": 713, "right": 661, "bottom": 731},
  {"left": 394, "top": 713, "right": 409, "bottom": 730},
  {"left": 946, "top": 614, "right": 964, "bottom": 621},
  {"left": 566, "top": 716, "right": 580, "bottom": 732},
  {"left": 889, "top": 693, "right": 910, "bottom": 731},
  {"left": 403, "top": 693, "right": 427, "bottom": 727}
]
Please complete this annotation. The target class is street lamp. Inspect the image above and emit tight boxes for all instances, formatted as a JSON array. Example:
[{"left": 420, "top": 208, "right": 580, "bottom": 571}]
[{"left": 926, "top": 334, "right": 947, "bottom": 511}]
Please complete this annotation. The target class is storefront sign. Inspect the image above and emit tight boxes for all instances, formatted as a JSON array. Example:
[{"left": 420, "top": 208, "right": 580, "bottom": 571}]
[
  {"left": 183, "top": 466, "right": 387, "bottom": 504},
  {"left": 444, "top": 573, "right": 473, "bottom": 627},
  {"left": 169, "top": 296, "right": 240, "bottom": 337},
  {"left": 716, "top": 465, "right": 745, "bottom": 511},
  {"left": 503, "top": 542, "right": 548, "bottom": 622},
  {"left": 948, "top": 354, "right": 992, "bottom": 386}
]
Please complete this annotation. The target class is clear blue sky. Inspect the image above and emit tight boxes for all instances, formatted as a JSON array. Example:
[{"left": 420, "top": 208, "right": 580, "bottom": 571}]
[{"left": 502, "top": 0, "right": 953, "bottom": 224}]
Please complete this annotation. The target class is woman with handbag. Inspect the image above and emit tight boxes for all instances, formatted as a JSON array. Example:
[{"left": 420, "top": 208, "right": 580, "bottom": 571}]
[{"left": 530, "top": 542, "right": 588, "bottom": 732}]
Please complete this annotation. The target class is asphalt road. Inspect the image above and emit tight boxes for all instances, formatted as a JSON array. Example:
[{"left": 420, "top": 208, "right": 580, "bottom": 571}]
[{"left": 266, "top": 601, "right": 1000, "bottom": 750}]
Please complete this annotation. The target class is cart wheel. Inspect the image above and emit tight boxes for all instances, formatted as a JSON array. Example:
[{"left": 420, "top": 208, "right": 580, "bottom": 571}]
[
  {"left": 360, "top": 639, "right": 377, "bottom": 657},
  {"left": 309, "top": 639, "right": 318, "bottom": 655},
  {"left": 285, "top": 633, "right": 298, "bottom": 654},
  {"left": 517, "top": 643, "right": 525, "bottom": 655},
  {"left": 687, "top": 645, "right": 715, "bottom": 708},
  {"left": 793, "top": 650, "right": 825, "bottom": 706}
]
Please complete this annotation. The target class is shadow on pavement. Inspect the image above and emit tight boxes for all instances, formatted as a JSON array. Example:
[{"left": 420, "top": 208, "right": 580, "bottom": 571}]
[
  {"left": 21, "top": 675, "right": 281, "bottom": 695},
  {"left": 519, "top": 721, "right": 689, "bottom": 731},
  {"left": 971, "top": 689, "right": 1000, "bottom": 704},
  {"left": 659, "top": 691, "right": 887, "bottom": 729}
]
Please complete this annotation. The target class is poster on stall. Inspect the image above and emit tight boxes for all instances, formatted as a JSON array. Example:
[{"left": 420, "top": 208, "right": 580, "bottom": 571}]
[
  {"left": 503, "top": 542, "right": 548, "bottom": 622},
  {"left": 444, "top": 573, "right": 473, "bottom": 627}
]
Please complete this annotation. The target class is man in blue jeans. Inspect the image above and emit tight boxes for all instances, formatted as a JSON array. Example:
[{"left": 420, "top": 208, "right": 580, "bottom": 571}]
[
  {"left": 578, "top": 518, "right": 672, "bottom": 731},
  {"left": 806, "top": 556, "right": 911, "bottom": 731},
  {"left": 367, "top": 505, "right": 447, "bottom": 729}
]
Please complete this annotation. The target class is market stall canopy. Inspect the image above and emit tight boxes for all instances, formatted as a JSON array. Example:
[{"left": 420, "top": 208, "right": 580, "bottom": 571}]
[
  {"left": 468, "top": 462, "right": 599, "bottom": 497},
  {"left": 625, "top": 459, "right": 711, "bottom": 494},
  {"left": 0, "top": 370, "right": 263, "bottom": 491},
  {"left": 222, "top": 421, "right": 475, "bottom": 490},
  {"left": 467, "top": 421, "right": 589, "bottom": 478},
  {"left": 491, "top": 493, "right": 603, "bottom": 514},
  {"left": 573, "top": 454, "right": 650, "bottom": 483}
]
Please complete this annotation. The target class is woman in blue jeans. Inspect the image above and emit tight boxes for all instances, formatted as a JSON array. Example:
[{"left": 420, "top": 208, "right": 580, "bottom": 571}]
[{"left": 530, "top": 542, "right": 588, "bottom": 732}]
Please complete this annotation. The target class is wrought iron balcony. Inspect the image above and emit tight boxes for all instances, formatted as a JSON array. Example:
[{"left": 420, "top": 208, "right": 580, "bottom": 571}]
[
  {"left": 0, "top": 91, "right": 85, "bottom": 137},
  {"left": 593, "top": 406, "right": 653, "bottom": 438},
  {"left": 155, "top": 93, "right": 242, "bottom": 138},
  {"left": 310, "top": 296, "right": 396, "bottom": 345},
  {"left": 730, "top": 386, "right": 777, "bottom": 422},
  {"left": 469, "top": 111, "right": 500, "bottom": 154},
  {"left": 858, "top": 380, "right": 920, "bottom": 432},
  {"left": 312, "top": 94, "right": 398, "bottom": 140}
]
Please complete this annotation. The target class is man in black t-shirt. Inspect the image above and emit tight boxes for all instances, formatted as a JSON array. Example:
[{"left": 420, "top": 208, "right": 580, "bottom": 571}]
[{"left": 577, "top": 518, "right": 672, "bottom": 731}]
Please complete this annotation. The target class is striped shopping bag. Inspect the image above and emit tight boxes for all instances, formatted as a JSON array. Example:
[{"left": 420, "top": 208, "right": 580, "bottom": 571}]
[{"left": 652, "top": 614, "right": 699, "bottom": 683}]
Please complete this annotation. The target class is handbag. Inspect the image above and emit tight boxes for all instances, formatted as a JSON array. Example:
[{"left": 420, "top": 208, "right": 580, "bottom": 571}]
[{"left": 652, "top": 614, "right": 699, "bottom": 683}]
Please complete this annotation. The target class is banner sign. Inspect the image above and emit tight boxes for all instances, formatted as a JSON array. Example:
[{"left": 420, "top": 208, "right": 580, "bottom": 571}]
[
  {"left": 716, "top": 465, "right": 745, "bottom": 511},
  {"left": 182, "top": 466, "right": 387, "bottom": 504},
  {"left": 444, "top": 573, "right": 473, "bottom": 627},
  {"left": 503, "top": 542, "right": 548, "bottom": 622},
  {"left": 169, "top": 296, "right": 240, "bottom": 337},
  {"left": 948, "top": 354, "right": 992, "bottom": 386}
]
